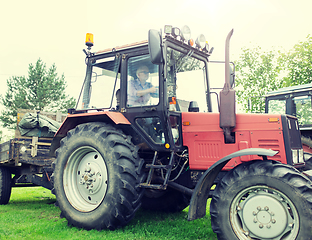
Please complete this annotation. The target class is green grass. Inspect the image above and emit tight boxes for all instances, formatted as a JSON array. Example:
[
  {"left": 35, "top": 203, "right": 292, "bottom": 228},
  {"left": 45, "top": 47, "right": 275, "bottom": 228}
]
[{"left": 0, "top": 187, "right": 217, "bottom": 240}]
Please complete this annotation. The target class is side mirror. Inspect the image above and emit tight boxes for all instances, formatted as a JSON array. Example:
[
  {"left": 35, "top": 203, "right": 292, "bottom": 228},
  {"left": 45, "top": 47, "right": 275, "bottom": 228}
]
[{"left": 148, "top": 29, "right": 163, "bottom": 65}]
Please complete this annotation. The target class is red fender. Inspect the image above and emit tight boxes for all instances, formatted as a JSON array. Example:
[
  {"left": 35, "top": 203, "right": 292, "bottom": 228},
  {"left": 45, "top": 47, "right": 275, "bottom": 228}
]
[
  {"left": 55, "top": 111, "right": 130, "bottom": 138},
  {"left": 49, "top": 111, "right": 130, "bottom": 156}
]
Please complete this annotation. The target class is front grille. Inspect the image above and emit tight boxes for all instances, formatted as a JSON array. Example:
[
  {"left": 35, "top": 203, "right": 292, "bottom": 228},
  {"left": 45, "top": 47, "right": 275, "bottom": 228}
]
[{"left": 257, "top": 139, "right": 282, "bottom": 160}]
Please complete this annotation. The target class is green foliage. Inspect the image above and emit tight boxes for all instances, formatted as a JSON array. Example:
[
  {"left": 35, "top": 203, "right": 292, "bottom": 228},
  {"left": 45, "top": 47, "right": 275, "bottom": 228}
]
[
  {"left": 0, "top": 59, "right": 76, "bottom": 129},
  {"left": 280, "top": 35, "right": 312, "bottom": 87},
  {"left": 235, "top": 47, "right": 282, "bottom": 113},
  {"left": 235, "top": 35, "right": 312, "bottom": 113}
]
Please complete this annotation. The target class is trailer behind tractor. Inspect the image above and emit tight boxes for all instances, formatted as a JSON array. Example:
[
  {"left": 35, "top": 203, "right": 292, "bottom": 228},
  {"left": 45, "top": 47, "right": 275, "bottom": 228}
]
[{"left": 0, "top": 110, "right": 66, "bottom": 203}]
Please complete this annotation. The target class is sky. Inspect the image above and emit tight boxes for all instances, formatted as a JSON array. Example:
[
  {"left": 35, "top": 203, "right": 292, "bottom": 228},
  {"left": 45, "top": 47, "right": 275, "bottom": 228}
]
[{"left": 1, "top": 0, "right": 312, "bottom": 104}]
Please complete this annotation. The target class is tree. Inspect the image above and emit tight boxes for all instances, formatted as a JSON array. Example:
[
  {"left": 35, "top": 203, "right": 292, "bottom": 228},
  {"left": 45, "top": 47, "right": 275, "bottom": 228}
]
[
  {"left": 235, "top": 35, "right": 312, "bottom": 113},
  {"left": 280, "top": 35, "right": 312, "bottom": 87},
  {"left": 0, "top": 59, "right": 76, "bottom": 129},
  {"left": 235, "top": 47, "right": 283, "bottom": 113}
]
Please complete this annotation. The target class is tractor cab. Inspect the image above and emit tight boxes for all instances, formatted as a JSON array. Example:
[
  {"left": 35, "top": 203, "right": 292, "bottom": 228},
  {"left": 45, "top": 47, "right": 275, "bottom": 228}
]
[{"left": 74, "top": 26, "right": 214, "bottom": 152}]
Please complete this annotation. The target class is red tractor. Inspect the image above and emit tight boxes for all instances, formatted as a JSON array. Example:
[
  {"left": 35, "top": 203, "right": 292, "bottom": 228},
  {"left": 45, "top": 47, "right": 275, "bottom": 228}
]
[{"left": 50, "top": 26, "right": 312, "bottom": 239}]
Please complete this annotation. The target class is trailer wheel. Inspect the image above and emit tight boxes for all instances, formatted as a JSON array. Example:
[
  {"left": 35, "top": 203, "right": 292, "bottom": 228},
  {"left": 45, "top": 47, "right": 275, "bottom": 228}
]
[
  {"left": 141, "top": 189, "right": 190, "bottom": 213},
  {"left": 52, "top": 122, "right": 145, "bottom": 230},
  {"left": 210, "top": 160, "right": 312, "bottom": 240},
  {"left": 0, "top": 167, "right": 11, "bottom": 205}
]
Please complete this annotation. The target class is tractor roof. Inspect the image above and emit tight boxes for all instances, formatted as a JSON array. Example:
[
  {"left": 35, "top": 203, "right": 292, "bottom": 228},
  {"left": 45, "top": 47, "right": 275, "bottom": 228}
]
[
  {"left": 266, "top": 83, "right": 312, "bottom": 97},
  {"left": 95, "top": 40, "right": 148, "bottom": 55}
]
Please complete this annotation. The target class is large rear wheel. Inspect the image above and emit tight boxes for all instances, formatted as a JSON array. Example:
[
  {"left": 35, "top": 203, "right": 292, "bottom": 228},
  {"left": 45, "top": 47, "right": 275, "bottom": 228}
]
[
  {"left": 52, "top": 122, "right": 145, "bottom": 230},
  {"left": 210, "top": 160, "right": 312, "bottom": 240}
]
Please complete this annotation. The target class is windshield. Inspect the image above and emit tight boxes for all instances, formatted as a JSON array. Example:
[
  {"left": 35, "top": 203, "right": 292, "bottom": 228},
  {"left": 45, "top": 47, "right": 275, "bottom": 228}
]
[
  {"left": 294, "top": 96, "right": 312, "bottom": 126},
  {"left": 267, "top": 99, "right": 286, "bottom": 114},
  {"left": 267, "top": 95, "right": 312, "bottom": 127},
  {"left": 166, "top": 47, "right": 207, "bottom": 112},
  {"left": 76, "top": 56, "right": 120, "bottom": 110}
]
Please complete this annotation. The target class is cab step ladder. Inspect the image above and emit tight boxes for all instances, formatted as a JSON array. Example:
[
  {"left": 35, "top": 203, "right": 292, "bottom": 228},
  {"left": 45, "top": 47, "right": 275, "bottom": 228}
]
[{"left": 139, "top": 151, "right": 174, "bottom": 190}]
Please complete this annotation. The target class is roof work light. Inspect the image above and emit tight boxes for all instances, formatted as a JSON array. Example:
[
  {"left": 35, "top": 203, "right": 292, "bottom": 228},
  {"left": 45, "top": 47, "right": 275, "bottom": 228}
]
[
  {"left": 163, "top": 25, "right": 212, "bottom": 53},
  {"left": 180, "top": 25, "right": 191, "bottom": 41},
  {"left": 164, "top": 25, "right": 173, "bottom": 35},
  {"left": 195, "top": 34, "right": 206, "bottom": 49},
  {"left": 164, "top": 25, "right": 181, "bottom": 38}
]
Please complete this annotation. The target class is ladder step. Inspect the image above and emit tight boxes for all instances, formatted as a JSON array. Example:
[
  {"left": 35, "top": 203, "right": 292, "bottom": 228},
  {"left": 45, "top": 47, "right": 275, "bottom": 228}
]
[
  {"left": 145, "top": 164, "right": 170, "bottom": 169},
  {"left": 139, "top": 183, "right": 167, "bottom": 190}
]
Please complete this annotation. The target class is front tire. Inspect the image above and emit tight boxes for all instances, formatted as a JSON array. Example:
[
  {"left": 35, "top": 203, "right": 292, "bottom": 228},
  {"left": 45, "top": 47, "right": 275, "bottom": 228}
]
[
  {"left": 52, "top": 122, "right": 145, "bottom": 230},
  {"left": 210, "top": 160, "right": 312, "bottom": 240}
]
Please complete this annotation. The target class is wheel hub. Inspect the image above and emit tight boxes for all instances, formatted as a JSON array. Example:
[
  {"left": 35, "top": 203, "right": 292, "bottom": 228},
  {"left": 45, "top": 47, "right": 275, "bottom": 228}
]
[
  {"left": 63, "top": 147, "right": 108, "bottom": 212},
  {"left": 233, "top": 188, "right": 298, "bottom": 239},
  {"left": 79, "top": 162, "right": 103, "bottom": 194}
]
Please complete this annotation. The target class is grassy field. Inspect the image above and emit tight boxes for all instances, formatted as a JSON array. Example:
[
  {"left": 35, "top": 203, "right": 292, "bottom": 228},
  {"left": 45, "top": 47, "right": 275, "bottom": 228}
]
[{"left": 0, "top": 187, "right": 217, "bottom": 240}]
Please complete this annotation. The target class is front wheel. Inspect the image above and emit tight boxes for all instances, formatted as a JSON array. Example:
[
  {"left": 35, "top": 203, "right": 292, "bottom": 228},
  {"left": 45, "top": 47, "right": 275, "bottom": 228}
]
[
  {"left": 52, "top": 122, "right": 145, "bottom": 230},
  {"left": 210, "top": 160, "right": 312, "bottom": 240}
]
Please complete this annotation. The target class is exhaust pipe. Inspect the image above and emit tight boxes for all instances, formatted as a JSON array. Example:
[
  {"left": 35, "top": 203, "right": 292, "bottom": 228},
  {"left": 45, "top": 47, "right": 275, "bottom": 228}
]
[{"left": 219, "top": 29, "right": 235, "bottom": 143}]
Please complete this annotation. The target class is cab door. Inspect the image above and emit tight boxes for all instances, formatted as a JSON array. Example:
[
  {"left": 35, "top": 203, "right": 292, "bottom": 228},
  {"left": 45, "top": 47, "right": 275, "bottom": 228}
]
[{"left": 121, "top": 52, "right": 177, "bottom": 151}]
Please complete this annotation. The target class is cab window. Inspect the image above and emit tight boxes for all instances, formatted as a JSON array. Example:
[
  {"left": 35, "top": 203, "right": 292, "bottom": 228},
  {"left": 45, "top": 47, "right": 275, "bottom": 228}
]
[
  {"left": 127, "top": 55, "right": 159, "bottom": 107},
  {"left": 166, "top": 47, "right": 207, "bottom": 112}
]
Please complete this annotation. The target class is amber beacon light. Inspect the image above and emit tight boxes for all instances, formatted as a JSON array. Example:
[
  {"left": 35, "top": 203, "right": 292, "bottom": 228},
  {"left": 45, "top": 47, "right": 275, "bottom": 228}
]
[{"left": 85, "top": 33, "right": 94, "bottom": 48}]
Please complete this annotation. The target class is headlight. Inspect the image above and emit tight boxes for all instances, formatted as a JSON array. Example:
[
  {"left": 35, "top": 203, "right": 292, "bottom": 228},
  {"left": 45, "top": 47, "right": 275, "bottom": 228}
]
[
  {"left": 292, "top": 149, "right": 298, "bottom": 164},
  {"left": 195, "top": 34, "right": 206, "bottom": 49},
  {"left": 172, "top": 27, "right": 180, "bottom": 38},
  {"left": 164, "top": 25, "right": 180, "bottom": 38},
  {"left": 299, "top": 149, "right": 304, "bottom": 163},
  {"left": 164, "top": 25, "right": 172, "bottom": 35},
  {"left": 181, "top": 25, "right": 191, "bottom": 41},
  {"left": 292, "top": 148, "right": 304, "bottom": 164}
]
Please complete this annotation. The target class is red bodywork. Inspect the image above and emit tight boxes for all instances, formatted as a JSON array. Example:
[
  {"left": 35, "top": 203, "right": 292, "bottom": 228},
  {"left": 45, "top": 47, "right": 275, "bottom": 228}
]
[
  {"left": 55, "top": 111, "right": 285, "bottom": 171},
  {"left": 182, "top": 112, "right": 286, "bottom": 170}
]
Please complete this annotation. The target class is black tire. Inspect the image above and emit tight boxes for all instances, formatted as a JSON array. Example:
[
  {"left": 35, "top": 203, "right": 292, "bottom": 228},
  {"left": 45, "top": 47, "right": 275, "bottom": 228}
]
[
  {"left": 210, "top": 160, "right": 312, "bottom": 240},
  {"left": 0, "top": 167, "right": 11, "bottom": 205},
  {"left": 141, "top": 188, "right": 190, "bottom": 213},
  {"left": 52, "top": 122, "right": 145, "bottom": 230}
]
